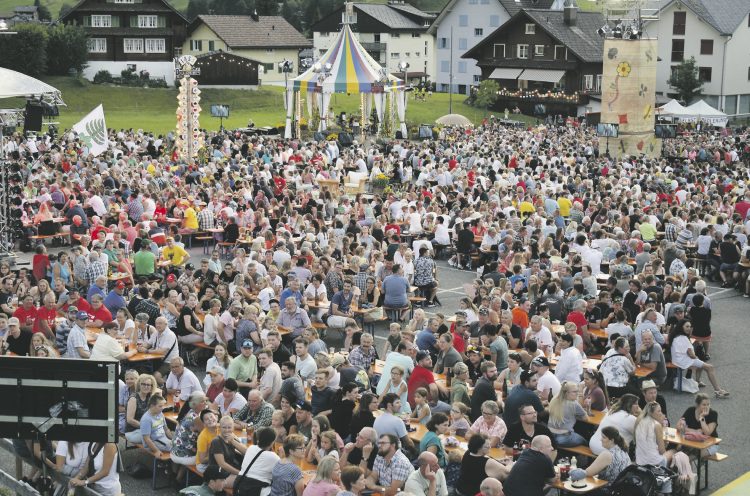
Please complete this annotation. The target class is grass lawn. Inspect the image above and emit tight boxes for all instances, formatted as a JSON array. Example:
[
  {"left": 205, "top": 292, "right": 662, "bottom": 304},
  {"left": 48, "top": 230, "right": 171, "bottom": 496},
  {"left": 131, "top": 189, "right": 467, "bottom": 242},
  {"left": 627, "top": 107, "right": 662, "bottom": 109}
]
[
  {"left": 0, "top": 76, "right": 535, "bottom": 135},
  {"left": 577, "top": 0, "right": 602, "bottom": 12}
]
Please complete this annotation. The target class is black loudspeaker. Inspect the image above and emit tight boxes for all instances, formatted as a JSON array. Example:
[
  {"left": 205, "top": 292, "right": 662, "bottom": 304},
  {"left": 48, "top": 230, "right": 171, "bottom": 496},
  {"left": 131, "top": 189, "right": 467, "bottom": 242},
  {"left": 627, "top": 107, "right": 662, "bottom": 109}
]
[
  {"left": 24, "top": 102, "right": 43, "bottom": 133},
  {"left": 338, "top": 132, "right": 353, "bottom": 147},
  {"left": 395, "top": 131, "right": 404, "bottom": 139},
  {"left": 313, "top": 131, "right": 326, "bottom": 142}
]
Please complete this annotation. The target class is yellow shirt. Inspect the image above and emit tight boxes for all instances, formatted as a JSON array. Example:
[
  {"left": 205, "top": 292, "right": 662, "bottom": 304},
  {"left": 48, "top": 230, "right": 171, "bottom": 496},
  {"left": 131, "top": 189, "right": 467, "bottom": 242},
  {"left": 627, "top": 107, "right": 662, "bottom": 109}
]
[
  {"left": 195, "top": 428, "right": 218, "bottom": 465},
  {"left": 639, "top": 222, "right": 658, "bottom": 241},
  {"left": 163, "top": 244, "right": 189, "bottom": 266},
  {"left": 557, "top": 197, "right": 573, "bottom": 217},
  {"left": 519, "top": 201, "right": 535, "bottom": 220},
  {"left": 184, "top": 207, "right": 198, "bottom": 230},
  {"left": 146, "top": 163, "right": 156, "bottom": 176}
]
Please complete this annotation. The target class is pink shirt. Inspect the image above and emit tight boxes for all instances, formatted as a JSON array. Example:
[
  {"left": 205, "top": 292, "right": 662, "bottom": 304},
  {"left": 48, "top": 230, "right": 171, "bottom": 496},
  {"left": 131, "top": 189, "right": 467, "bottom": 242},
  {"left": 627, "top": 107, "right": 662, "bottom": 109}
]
[
  {"left": 470, "top": 415, "right": 508, "bottom": 444},
  {"left": 302, "top": 480, "right": 340, "bottom": 496}
]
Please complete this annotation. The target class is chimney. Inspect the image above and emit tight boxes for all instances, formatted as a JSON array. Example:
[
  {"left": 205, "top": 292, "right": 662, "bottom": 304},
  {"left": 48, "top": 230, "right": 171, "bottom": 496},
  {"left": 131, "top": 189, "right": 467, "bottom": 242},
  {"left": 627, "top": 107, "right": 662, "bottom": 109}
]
[{"left": 563, "top": 0, "right": 577, "bottom": 26}]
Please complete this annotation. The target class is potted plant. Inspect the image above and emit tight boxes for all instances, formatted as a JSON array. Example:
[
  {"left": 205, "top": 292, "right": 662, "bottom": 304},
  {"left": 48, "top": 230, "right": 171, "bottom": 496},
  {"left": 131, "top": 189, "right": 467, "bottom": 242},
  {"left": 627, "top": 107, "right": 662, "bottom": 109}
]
[{"left": 371, "top": 173, "right": 389, "bottom": 193}]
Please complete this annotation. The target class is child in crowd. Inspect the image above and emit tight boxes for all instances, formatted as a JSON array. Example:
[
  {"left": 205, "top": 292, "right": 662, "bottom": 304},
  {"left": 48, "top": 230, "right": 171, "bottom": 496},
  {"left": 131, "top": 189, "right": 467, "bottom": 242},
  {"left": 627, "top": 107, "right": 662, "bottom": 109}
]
[
  {"left": 449, "top": 402, "right": 471, "bottom": 437},
  {"left": 385, "top": 323, "right": 402, "bottom": 354},
  {"left": 411, "top": 387, "right": 432, "bottom": 425}
]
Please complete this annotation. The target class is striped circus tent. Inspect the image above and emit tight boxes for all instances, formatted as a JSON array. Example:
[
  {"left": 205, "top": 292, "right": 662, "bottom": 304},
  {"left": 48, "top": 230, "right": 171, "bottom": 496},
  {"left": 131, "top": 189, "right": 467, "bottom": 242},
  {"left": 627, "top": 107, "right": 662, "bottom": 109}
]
[{"left": 284, "top": 23, "right": 406, "bottom": 138}]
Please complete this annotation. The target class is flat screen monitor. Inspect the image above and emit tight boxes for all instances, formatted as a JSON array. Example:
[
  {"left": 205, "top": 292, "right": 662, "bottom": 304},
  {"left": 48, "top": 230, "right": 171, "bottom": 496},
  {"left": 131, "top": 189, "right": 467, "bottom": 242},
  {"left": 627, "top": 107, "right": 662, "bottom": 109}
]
[
  {"left": 211, "top": 105, "right": 230, "bottom": 118},
  {"left": 596, "top": 123, "right": 619, "bottom": 137},
  {"left": 654, "top": 124, "right": 677, "bottom": 138}
]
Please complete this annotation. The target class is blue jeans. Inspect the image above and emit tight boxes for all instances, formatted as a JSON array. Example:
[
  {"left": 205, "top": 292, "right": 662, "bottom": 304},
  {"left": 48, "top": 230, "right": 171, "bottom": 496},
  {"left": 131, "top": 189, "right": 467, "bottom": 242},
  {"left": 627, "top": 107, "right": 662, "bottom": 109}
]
[{"left": 554, "top": 431, "right": 587, "bottom": 447}]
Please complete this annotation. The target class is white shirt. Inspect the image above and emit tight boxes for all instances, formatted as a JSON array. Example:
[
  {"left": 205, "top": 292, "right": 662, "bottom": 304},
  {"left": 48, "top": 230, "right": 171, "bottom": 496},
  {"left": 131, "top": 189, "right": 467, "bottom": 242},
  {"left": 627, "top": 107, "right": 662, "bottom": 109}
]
[
  {"left": 536, "top": 370, "right": 561, "bottom": 399},
  {"left": 90, "top": 333, "right": 125, "bottom": 361},
  {"left": 214, "top": 392, "right": 247, "bottom": 416},
  {"left": 554, "top": 346, "right": 583, "bottom": 383},
  {"left": 434, "top": 223, "right": 450, "bottom": 245},
  {"left": 527, "top": 325, "right": 554, "bottom": 351},
  {"left": 405, "top": 468, "right": 449, "bottom": 496},
  {"left": 239, "top": 446, "right": 280, "bottom": 490},
  {"left": 165, "top": 368, "right": 204, "bottom": 401}
]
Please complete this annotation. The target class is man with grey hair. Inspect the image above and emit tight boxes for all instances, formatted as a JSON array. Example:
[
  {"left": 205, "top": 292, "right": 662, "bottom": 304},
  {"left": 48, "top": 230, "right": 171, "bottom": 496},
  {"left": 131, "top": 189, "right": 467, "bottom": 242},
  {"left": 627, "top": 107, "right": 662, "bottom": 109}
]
[
  {"left": 404, "top": 451, "right": 448, "bottom": 496},
  {"left": 84, "top": 250, "right": 107, "bottom": 287},
  {"left": 479, "top": 478, "right": 504, "bottom": 496},
  {"left": 165, "top": 356, "right": 203, "bottom": 402},
  {"left": 635, "top": 330, "right": 667, "bottom": 385},
  {"left": 525, "top": 315, "right": 553, "bottom": 354},
  {"left": 138, "top": 316, "right": 179, "bottom": 384},
  {"left": 341, "top": 426, "right": 378, "bottom": 473}
]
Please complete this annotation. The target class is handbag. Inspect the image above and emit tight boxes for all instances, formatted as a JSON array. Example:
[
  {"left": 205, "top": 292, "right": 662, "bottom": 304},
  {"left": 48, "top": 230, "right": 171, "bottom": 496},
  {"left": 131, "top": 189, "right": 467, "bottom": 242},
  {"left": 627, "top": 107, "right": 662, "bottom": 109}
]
[
  {"left": 683, "top": 431, "right": 709, "bottom": 442},
  {"left": 233, "top": 448, "right": 270, "bottom": 496}
]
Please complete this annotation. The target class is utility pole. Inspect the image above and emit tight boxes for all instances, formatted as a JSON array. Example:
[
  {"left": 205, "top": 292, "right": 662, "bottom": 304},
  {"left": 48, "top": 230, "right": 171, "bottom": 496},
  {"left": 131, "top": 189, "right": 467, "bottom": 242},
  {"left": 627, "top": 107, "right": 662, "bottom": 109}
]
[{"left": 449, "top": 26, "right": 454, "bottom": 114}]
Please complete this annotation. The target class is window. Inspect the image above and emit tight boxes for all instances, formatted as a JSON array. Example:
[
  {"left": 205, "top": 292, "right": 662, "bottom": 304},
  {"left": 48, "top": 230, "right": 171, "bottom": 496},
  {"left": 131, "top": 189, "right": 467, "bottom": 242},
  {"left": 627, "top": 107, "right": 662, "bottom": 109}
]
[
  {"left": 725, "top": 95, "right": 737, "bottom": 113},
  {"left": 91, "top": 15, "right": 111, "bottom": 27},
  {"left": 474, "top": 28, "right": 483, "bottom": 36},
  {"left": 459, "top": 15, "right": 468, "bottom": 27},
  {"left": 673, "top": 11, "right": 686, "bottom": 35},
  {"left": 374, "top": 33, "right": 381, "bottom": 43},
  {"left": 698, "top": 67, "right": 712, "bottom": 82},
  {"left": 123, "top": 38, "right": 143, "bottom": 53},
  {"left": 390, "top": 52, "right": 400, "bottom": 58},
  {"left": 481, "top": 0, "right": 489, "bottom": 4},
  {"left": 113, "top": 0, "right": 134, "bottom": 3},
  {"left": 671, "top": 39, "right": 684, "bottom": 62},
  {"left": 174, "top": 46, "right": 182, "bottom": 57},
  {"left": 138, "top": 15, "right": 157, "bottom": 28},
  {"left": 474, "top": 75, "right": 481, "bottom": 83},
  {"left": 145, "top": 38, "right": 165, "bottom": 53},
  {"left": 458, "top": 61, "right": 467, "bottom": 73},
  {"left": 490, "top": 15, "right": 500, "bottom": 27},
  {"left": 493, "top": 43, "right": 505, "bottom": 58},
  {"left": 439, "top": 38, "right": 449, "bottom": 49},
  {"left": 208, "top": 40, "right": 215, "bottom": 51},
  {"left": 190, "top": 39, "right": 202, "bottom": 51},
  {"left": 517, "top": 44, "right": 528, "bottom": 59},
  {"left": 262, "top": 62, "right": 274, "bottom": 72},
  {"left": 596, "top": 74, "right": 602, "bottom": 92},
  {"left": 412, "top": 33, "right": 420, "bottom": 38},
  {"left": 441, "top": 60, "right": 450, "bottom": 72},
  {"left": 554, "top": 45, "right": 565, "bottom": 59},
  {"left": 584, "top": 74, "right": 593, "bottom": 90},
  {"left": 266, "top": 48, "right": 274, "bottom": 54},
  {"left": 405, "top": 52, "right": 410, "bottom": 57},
  {"left": 391, "top": 32, "right": 400, "bottom": 38},
  {"left": 87, "top": 38, "right": 107, "bottom": 53},
  {"left": 534, "top": 44, "right": 544, "bottom": 56},
  {"left": 748, "top": 67, "right": 750, "bottom": 80},
  {"left": 700, "top": 39, "right": 713, "bottom": 55},
  {"left": 459, "top": 38, "right": 467, "bottom": 50},
  {"left": 525, "top": 23, "right": 535, "bottom": 34},
  {"left": 320, "top": 32, "right": 328, "bottom": 37},
  {"left": 469, "top": 0, "right": 478, "bottom": 3}
]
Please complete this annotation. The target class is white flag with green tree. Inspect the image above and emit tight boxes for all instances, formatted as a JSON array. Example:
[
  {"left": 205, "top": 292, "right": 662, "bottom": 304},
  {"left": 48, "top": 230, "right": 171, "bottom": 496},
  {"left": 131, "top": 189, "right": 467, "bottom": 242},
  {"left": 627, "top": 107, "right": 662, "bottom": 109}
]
[{"left": 73, "top": 104, "right": 109, "bottom": 157}]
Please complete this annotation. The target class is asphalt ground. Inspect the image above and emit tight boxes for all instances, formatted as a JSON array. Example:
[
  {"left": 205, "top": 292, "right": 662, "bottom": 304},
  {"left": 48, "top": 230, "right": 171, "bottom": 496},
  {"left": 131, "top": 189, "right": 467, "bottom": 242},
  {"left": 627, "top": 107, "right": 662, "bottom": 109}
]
[{"left": 1, "top": 243, "right": 748, "bottom": 494}]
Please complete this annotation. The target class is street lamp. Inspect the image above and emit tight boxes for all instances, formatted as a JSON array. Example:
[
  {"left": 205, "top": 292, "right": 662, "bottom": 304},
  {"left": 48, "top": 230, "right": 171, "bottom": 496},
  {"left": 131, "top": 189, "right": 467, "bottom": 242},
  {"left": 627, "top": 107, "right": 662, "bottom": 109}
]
[
  {"left": 279, "top": 59, "right": 294, "bottom": 110},
  {"left": 398, "top": 60, "right": 410, "bottom": 88}
]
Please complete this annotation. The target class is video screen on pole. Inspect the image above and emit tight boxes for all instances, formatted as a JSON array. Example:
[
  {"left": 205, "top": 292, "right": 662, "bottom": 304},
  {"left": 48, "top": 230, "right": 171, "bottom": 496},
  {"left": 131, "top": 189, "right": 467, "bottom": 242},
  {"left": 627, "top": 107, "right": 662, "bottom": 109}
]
[
  {"left": 596, "top": 123, "right": 619, "bottom": 137},
  {"left": 654, "top": 124, "right": 677, "bottom": 138},
  {"left": 211, "top": 105, "right": 230, "bottom": 118}
]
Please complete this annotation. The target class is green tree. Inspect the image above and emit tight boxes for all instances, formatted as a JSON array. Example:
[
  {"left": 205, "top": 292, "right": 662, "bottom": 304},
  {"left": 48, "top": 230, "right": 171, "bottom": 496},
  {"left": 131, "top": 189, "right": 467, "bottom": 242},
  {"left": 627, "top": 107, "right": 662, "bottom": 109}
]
[
  {"left": 186, "top": 0, "right": 211, "bottom": 20},
  {"left": 0, "top": 23, "right": 48, "bottom": 76},
  {"left": 254, "top": 0, "right": 278, "bottom": 15},
  {"left": 59, "top": 2, "right": 74, "bottom": 19},
  {"left": 473, "top": 79, "right": 499, "bottom": 109},
  {"left": 34, "top": 0, "right": 52, "bottom": 20},
  {"left": 667, "top": 56, "right": 703, "bottom": 104},
  {"left": 46, "top": 24, "right": 88, "bottom": 75}
]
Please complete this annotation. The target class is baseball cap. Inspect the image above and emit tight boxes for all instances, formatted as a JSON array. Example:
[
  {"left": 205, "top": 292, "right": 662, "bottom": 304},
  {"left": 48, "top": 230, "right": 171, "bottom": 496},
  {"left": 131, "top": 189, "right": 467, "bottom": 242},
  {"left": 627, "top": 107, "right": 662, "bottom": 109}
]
[
  {"left": 185, "top": 263, "right": 195, "bottom": 270},
  {"left": 466, "top": 346, "right": 480, "bottom": 355},
  {"left": 612, "top": 296, "right": 623, "bottom": 303},
  {"left": 8, "top": 317, "right": 19, "bottom": 326},
  {"left": 166, "top": 274, "right": 176, "bottom": 282},
  {"left": 416, "top": 350, "right": 430, "bottom": 362},
  {"left": 672, "top": 304, "right": 686, "bottom": 313},
  {"left": 645, "top": 297, "right": 656, "bottom": 305},
  {"left": 531, "top": 356, "right": 550, "bottom": 367},
  {"left": 297, "top": 401, "right": 313, "bottom": 412},
  {"left": 583, "top": 294, "right": 596, "bottom": 301},
  {"left": 75, "top": 311, "right": 89, "bottom": 321},
  {"left": 67, "top": 305, "right": 78, "bottom": 314},
  {"left": 641, "top": 380, "right": 657, "bottom": 391},
  {"left": 359, "top": 263, "right": 369, "bottom": 271},
  {"left": 454, "top": 311, "right": 467, "bottom": 318},
  {"left": 331, "top": 353, "right": 346, "bottom": 368},
  {"left": 241, "top": 340, "right": 254, "bottom": 349}
]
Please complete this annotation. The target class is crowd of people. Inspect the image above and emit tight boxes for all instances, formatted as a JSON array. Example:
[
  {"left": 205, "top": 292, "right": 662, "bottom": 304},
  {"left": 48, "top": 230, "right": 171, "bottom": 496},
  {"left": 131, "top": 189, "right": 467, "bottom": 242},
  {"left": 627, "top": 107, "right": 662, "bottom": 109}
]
[{"left": 1, "top": 117, "right": 749, "bottom": 496}]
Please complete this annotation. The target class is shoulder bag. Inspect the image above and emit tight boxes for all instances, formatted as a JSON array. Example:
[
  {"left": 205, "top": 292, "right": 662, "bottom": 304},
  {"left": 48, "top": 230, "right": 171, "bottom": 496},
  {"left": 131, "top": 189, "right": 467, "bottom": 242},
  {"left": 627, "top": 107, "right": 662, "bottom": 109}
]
[{"left": 233, "top": 448, "right": 271, "bottom": 496}]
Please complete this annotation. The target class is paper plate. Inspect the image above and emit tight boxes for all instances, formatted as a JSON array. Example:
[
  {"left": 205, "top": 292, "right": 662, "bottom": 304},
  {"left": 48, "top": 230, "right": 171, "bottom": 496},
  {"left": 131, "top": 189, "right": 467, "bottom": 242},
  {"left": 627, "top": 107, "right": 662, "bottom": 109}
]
[{"left": 563, "top": 480, "right": 594, "bottom": 491}]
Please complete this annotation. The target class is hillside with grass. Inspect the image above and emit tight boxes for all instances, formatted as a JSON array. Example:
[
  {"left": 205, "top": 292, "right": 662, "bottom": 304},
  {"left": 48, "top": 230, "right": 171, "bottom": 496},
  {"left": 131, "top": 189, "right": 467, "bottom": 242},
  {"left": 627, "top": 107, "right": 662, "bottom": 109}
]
[{"left": 0, "top": 76, "right": 536, "bottom": 135}]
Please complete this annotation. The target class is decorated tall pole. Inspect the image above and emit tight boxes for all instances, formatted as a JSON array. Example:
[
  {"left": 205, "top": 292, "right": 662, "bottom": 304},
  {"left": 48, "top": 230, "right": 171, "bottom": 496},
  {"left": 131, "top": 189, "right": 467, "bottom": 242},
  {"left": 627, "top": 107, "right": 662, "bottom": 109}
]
[{"left": 175, "top": 55, "right": 203, "bottom": 161}]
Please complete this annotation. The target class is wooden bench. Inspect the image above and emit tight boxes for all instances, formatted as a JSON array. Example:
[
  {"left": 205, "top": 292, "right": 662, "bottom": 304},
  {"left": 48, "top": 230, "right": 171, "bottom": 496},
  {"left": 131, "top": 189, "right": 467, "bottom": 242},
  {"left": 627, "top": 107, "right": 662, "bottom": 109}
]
[
  {"left": 30, "top": 232, "right": 69, "bottom": 246},
  {"left": 195, "top": 235, "right": 214, "bottom": 254},
  {"left": 698, "top": 452, "right": 728, "bottom": 491},
  {"left": 384, "top": 306, "right": 409, "bottom": 324},
  {"left": 218, "top": 241, "right": 235, "bottom": 259},
  {"left": 131, "top": 444, "right": 172, "bottom": 490},
  {"left": 363, "top": 315, "right": 389, "bottom": 335},
  {"left": 408, "top": 296, "right": 426, "bottom": 319}
]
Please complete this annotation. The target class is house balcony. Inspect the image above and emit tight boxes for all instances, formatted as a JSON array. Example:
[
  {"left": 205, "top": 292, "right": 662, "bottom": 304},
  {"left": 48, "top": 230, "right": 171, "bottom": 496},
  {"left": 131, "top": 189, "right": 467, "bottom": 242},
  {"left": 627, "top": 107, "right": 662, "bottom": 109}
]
[{"left": 495, "top": 88, "right": 587, "bottom": 105}]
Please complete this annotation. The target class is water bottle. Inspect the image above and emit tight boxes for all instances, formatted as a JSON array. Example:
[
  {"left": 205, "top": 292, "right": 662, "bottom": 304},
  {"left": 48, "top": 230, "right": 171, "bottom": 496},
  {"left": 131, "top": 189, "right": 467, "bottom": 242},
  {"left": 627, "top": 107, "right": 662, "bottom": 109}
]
[
  {"left": 240, "top": 427, "right": 248, "bottom": 445},
  {"left": 571, "top": 456, "right": 577, "bottom": 470}
]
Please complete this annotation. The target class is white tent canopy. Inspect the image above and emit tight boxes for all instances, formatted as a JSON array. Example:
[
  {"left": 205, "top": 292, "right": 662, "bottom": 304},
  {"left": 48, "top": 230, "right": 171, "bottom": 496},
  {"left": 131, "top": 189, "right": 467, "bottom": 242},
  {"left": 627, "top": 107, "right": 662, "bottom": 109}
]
[
  {"left": 655, "top": 98, "right": 727, "bottom": 127},
  {"left": 0, "top": 68, "right": 64, "bottom": 104},
  {"left": 656, "top": 99, "right": 689, "bottom": 116}
]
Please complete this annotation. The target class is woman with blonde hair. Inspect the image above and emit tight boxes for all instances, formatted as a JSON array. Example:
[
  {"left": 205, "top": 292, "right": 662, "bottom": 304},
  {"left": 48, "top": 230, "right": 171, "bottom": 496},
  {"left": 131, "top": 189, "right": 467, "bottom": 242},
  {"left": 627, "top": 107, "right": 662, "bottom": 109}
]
[
  {"left": 547, "top": 381, "right": 588, "bottom": 447},
  {"left": 124, "top": 374, "right": 159, "bottom": 444},
  {"left": 302, "top": 455, "right": 341, "bottom": 496}
]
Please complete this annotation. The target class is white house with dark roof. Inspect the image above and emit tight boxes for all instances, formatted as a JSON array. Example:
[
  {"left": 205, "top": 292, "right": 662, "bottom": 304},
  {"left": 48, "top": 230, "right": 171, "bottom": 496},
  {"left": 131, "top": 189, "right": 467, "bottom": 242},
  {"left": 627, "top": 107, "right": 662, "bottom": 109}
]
[
  {"left": 311, "top": 1, "right": 436, "bottom": 84},
  {"left": 184, "top": 15, "right": 311, "bottom": 84},
  {"left": 428, "top": 0, "right": 556, "bottom": 95},
  {"left": 646, "top": 0, "right": 750, "bottom": 114}
]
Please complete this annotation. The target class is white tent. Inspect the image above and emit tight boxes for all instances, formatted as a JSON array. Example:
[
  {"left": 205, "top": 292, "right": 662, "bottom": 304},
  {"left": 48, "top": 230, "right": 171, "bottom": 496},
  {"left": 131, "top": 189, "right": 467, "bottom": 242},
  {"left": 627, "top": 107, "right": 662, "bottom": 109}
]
[
  {"left": 656, "top": 99, "right": 689, "bottom": 117},
  {"left": 685, "top": 100, "right": 727, "bottom": 127},
  {"left": 0, "top": 68, "right": 64, "bottom": 103}
]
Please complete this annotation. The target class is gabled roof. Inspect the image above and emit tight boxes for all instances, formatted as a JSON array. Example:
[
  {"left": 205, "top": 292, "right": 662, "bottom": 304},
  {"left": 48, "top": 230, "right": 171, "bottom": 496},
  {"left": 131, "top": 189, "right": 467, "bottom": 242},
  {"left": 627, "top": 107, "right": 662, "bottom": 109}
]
[
  {"left": 428, "top": 0, "right": 554, "bottom": 34},
  {"left": 649, "top": 0, "right": 750, "bottom": 35},
  {"left": 353, "top": 3, "right": 425, "bottom": 30},
  {"left": 463, "top": 8, "right": 605, "bottom": 63},
  {"left": 190, "top": 15, "right": 311, "bottom": 49},
  {"left": 388, "top": 2, "right": 436, "bottom": 20},
  {"left": 59, "top": 0, "right": 187, "bottom": 22}
]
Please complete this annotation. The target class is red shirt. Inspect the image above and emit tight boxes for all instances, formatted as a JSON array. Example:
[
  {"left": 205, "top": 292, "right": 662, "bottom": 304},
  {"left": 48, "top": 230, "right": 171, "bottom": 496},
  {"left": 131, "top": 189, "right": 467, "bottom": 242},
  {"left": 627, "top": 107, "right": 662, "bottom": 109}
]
[
  {"left": 89, "top": 305, "right": 113, "bottom": 324},
  {"left": 63, "top": 297, "right": 91, "bottom": 314},
  {"left": 407, "top": 365, "right": 436, "bottom": 408},
  {"left": 451, "top": 331, "right": 466, "bottom": 354},
  {"left": 566, "top": 310, "right": 588, "bottom": 336},
  {"left": 14, "top": 305, "right": 38, "bottom": 328},
  {"left": 33, "top": 306, "right": 58, "bottom": 334}
]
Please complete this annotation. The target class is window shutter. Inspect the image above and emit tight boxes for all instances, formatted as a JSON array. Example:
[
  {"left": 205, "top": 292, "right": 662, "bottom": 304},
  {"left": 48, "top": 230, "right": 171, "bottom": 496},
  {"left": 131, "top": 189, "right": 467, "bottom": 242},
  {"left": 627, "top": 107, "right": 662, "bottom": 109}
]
[
  {"left": 83, "top": 15, "right": 91, "bottom": 27},
  {"left": 158, "top": 16, "right": 166, "bottom": 27}
]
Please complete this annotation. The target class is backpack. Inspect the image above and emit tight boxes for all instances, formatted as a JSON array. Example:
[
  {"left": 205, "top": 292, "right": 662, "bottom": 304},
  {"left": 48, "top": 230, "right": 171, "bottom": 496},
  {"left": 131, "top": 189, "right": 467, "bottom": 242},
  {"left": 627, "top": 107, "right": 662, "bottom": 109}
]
[{"left": 608, "top": 464, "right": 658, "bottom": 496}]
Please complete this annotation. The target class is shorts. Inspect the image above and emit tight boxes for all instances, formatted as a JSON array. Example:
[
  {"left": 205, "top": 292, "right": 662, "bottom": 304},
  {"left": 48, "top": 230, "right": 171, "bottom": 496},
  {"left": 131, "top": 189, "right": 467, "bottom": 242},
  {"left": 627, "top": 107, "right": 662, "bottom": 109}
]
[
  {"left": 417, "top": 282, "right": 437, "bottom": 292},
  {"left": 720, "top": 262, "right": 738, "bottom": 272},
  {"left": 690, "top": 358, "right": 705, "bottom": 369}
]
